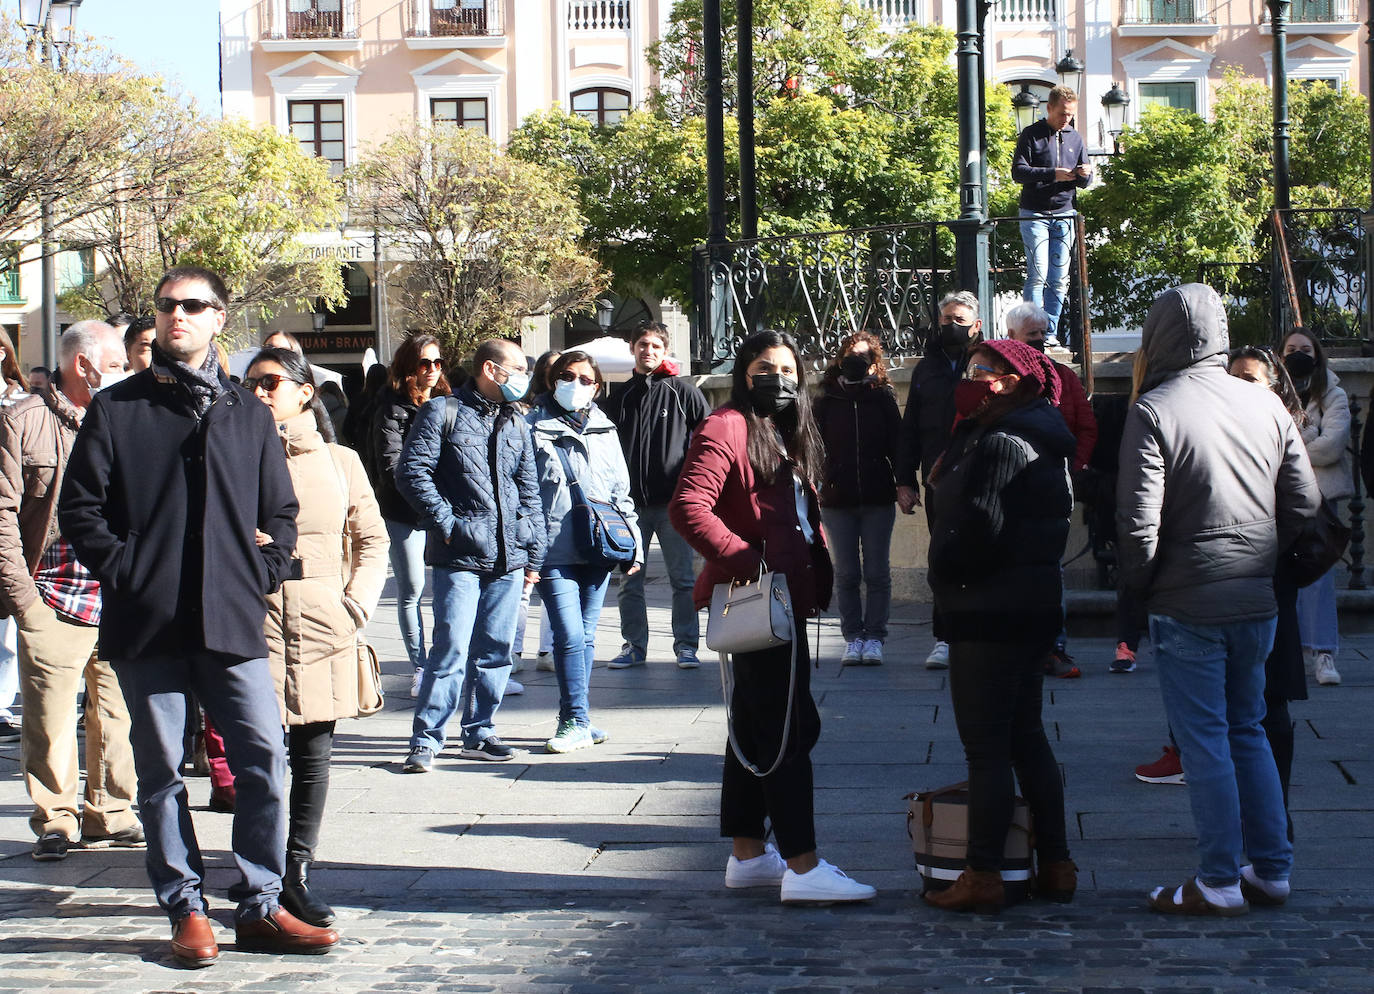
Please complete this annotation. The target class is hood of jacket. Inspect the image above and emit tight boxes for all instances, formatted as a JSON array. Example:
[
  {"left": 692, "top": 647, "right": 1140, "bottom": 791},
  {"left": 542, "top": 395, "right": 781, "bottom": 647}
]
[
  {"left": 1139, "top": 283, "right": 1230, "bottom": 393},
  {"left": 528, "top": 396, "right": 617, "bottom": 439},
  {"left": 278, "top": 410, "right": 326, "bottom": 457}
]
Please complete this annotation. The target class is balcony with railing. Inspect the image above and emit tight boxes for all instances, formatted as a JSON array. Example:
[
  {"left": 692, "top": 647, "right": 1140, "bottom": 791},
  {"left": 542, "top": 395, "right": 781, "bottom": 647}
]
[
  {"left": 568, "top": 0, "right": 632, "bottom": 32},
  {"left": 263, "top": 0, "right": 360, "bottom": 48},
  {"left": 1121, "top": 0, "right": 1212, "bottom": 25},
  {"left": 0, "top": 260, "right": 21, "bottom": 306},
  {"left": 860, "top": 0, "right": 921, "bottom": 30},
  {"left": 407, "top": 0, "right": 505, "bottom": 41},
  {"left": 998, "top": 0, "right": 1057, "bottom": 23},
  {"left": 1260, "top": 0, "right": 1359, "bottom": 28}
]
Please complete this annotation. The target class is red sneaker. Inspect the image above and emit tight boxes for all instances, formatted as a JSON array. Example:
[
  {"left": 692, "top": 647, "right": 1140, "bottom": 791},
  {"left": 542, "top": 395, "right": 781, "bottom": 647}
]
[
  {"left": 1135, "top": 745, "right": 1185, "bottom": 784},
  {"left": 1110, "top": 642, "right": 1137, "bottom": 674}
]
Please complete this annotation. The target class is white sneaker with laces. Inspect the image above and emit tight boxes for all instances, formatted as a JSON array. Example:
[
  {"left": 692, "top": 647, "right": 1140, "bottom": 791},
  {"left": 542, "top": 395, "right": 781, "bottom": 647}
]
[
  {"left": 409, "top": 667, "right": 424, "bottom": 698},
  {"left": 724, "top": 843, "right": 787, "bottom": 889},
  {"left": 925, "top": 640, "right": 950, "bottom": 670},
  {"left": 1314, "top": 652, "right": 1341, "bottom": 686},
  {"left": 861, "top": 639, "right": 884, "bottom": 665},
  {"left": 780, "top": 859, "right": 877, "bottom": 904},
  {"left": 841, "top": 639, "right": 864, "bottom": 665}
]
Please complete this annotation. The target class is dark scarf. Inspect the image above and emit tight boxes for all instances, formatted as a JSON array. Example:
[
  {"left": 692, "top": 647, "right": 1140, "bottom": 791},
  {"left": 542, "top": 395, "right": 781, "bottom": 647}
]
[{"left": 151, "top": 341, "right": 226, "bottom": 417}]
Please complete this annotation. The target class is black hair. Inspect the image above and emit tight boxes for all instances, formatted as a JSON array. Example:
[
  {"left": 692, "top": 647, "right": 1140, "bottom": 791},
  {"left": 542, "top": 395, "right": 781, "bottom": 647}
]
[
  {"left": 524, "top": 349, "right": 562, "bottom": 404},
  {"left": 729, "top": 330, "right": 824, "bottom": 488},
  {"left": 155, "top": 266, "right": 229, "bottom": 310},
  {"left": 107, "top": 311, "right": 135, "bottom": 330},
  {"left": 1230, "top": 345, "right": 1307, "bottom": 427},
  {"left": 547, "top": 350, "right": 604, "bottom": 410},
  {"left": 1279, "top": 331, "right": 1330, "bottom": 413},
  {"left": 123, "top": 316, "right": 155, "bottom": 347},
  {"left": 246, "top": 346, "right": 335, "bottom": 443}
]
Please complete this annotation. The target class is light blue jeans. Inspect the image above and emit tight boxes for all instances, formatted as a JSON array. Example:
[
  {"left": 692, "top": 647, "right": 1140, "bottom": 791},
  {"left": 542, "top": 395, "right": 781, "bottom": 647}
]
[
  {"left": 1019, "top": 209, "right": 1075, "bottom": 342},
  {"left": 112, "top": 652, "right": 286, "bottom": 924},
  {"left": 1150, "top": 613, "right": 1291, "bottom": 886},
  {"left": 1296, "top": 568, "right": 1339, "bottom": 655},
  {"left": 385, "top": 519, "right": 428, "bottom": 671},
  {"left": 617, "top": 504, "right": 699, "bottom": 655},
  {"left": 820, "top": 504, "right": 896, "bottom": 642},
  {"left": 0, "top": 616, "right": 16, "bottom": 719},
  {"left": 539, "top": 564, "right": 611, "bottom": 727},
  {"left": 411, "top": 565, "right": 521, "bottom": 752}
]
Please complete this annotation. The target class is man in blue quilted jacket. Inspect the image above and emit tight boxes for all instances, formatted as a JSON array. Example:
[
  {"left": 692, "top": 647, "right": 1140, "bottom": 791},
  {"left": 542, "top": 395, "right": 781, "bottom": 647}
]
[{"left": 395, "top": 338, "right": 546, "bottom": 770}]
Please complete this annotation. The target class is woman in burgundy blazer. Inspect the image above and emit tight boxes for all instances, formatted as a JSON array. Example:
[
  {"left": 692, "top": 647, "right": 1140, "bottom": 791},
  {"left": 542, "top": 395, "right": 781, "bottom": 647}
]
[{"left": 670, "top": 329, "right": 875, "bottom": 905}]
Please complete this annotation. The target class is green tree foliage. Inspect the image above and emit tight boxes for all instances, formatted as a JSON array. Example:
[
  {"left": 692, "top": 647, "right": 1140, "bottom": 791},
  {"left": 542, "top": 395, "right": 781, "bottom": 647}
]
[
  {"left": 509, "top": 0, "right": 1013, "bottom": 307},
  {"left": 349, "top": 125, "right": 606, "bottom": 356},
  {"left": 1082, "top": 72, "right": 1371, "bottom": 331}
]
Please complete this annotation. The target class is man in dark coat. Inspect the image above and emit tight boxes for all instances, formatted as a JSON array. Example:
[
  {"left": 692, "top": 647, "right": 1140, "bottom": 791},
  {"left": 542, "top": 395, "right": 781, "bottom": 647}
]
[
  {"left": 895, "top": 290, "right": 982, "bottom": 670},
  {"left": 59, "top": 266, "right": 338, "bottom": 966},
  {"left": 601, "top": 322, "right": 711, "bottom": 670}
]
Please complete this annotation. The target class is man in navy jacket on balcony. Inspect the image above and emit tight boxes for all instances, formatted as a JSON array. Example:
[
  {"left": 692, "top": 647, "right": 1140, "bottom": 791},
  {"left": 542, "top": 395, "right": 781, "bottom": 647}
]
[{"left": 1012, "top": 85, "right": 1092, "bottom": 349}]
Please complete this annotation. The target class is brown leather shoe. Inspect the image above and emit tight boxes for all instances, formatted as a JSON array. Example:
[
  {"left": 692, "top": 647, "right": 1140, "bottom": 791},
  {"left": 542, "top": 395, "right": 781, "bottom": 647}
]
[
  {"left": 235, "top": 906, "right": 339, "bottom": 955},
  {"left": 1036, "top": 859, "right": 1078, "bottom": 903},
  {"left": 171, "top": 911, "right": 219, "bottom": 968},
  {"left": 922, "top": 868, "right": 1006, "bottom": 914}
]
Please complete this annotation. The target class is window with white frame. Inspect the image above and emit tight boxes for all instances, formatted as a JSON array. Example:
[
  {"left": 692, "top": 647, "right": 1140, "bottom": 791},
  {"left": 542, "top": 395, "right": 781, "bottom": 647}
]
[
  {"left": 1138, "top": 81, "right": 1198, "bottom": 114},
  {"left": 289, "top": 99, "right": 347, "bottom": 176},
  {"left": 571, "top": 87, "right": 631, "bottom": 127},
  {"left": 431, "top": 97, "right": 489, "bottom": 134}
]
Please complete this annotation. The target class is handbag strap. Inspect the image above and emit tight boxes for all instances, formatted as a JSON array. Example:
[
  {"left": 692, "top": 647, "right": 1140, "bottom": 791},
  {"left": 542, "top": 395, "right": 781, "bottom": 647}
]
[
  {"left": 716, "top": 581, "right": 798, "bottom": 779},
  {"left": 553, "top": 440, "right": 590, "bottom": 505}
]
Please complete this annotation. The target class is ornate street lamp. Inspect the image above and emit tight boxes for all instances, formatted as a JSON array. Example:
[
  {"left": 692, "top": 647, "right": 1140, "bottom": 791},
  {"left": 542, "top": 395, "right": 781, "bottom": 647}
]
[
  {"left": 1011, "top": 85, "right": 1041, "bottom": 133},
  {"left": 1101, "top": 82, "right": 1130, "bottom": 155},
  {"left": 1055, "top": 49, "right": 1084, "bottom": 95},
  {"left": 595, "top": 297, "right": 615, "bottom": 334}
]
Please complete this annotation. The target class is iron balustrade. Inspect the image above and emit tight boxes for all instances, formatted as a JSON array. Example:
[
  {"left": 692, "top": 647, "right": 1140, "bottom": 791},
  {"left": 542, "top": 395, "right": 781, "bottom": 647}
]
[
  {"left": 690, "top": 214, "right": 1092, "bottom": 374},
  {"left": 567, "top": 0, "right": 632, "bottom": 31},
  {"left": 427, "top": 0, "right": 503, "bottom": 36},
  {"left": 279, "top": 0, "right": 356, "bottom": 39},
  {"left": 859, "top": 0, "right": 923, "bottom": 29},
  {"left": 1121, "top": 0, "right": 1212, "bottom": 25}
]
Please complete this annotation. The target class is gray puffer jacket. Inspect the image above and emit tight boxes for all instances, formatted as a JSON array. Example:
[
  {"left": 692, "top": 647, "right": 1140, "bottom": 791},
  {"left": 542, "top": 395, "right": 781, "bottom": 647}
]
[
  {"left": 527, "top": 398, "right": 641, "bottom": 570},
  {"left": 396, "top": 380, "right": 546, "bottom": 574},
  {"left": 1116, "top": 283, "right": 1321, "bottom": 625}
]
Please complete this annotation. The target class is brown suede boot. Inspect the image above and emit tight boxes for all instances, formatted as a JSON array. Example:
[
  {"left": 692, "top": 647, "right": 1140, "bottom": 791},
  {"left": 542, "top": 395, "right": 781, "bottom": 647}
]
[
  {"left": 922, "top": 869, "right": 1005, "bottom": 914},
  {"left": 1036, "top": 859, "right": 1078, "bottom": 903}
]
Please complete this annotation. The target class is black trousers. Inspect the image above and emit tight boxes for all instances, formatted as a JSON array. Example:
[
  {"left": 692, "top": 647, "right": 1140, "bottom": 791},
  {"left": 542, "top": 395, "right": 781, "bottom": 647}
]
[
  {"left": 286, "top": 721, "right": 335, "bottom": 862},
  {"left": 947, "top": 641, "right": 1069, "bottom": 872},
  {"left": 719, "top": 626, "right": 821, "bottom": 859}
]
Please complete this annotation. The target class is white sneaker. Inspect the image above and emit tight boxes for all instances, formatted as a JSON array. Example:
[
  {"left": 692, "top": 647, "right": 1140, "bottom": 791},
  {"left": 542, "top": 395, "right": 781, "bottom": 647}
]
[
  {"left": 409, "top": 667, "right": 424, "bottom": 698},
  {"left": 724, "top": 843, "right": 786, "bottom": 889},
  {"left": 780, "top": 859, "right": 877, "bottom": 904},
  {"left": 841, "top": 639, "right": 864, "bottom": 665},
  {"left": 1314, "top": 652, "right": 1341, "bottom": 686},
  {"left": 536, "top": 652, "right": 555, "bottom": 673},
  {"left": 504, "top": 679, "right": 524, "bottom": 697},
  {"left": 861, "top": 639, "right": 884, "bottom": 665},
  {"left": 510, "top": 654, "right": 526, "bottom": 675},
  {"left": 925, "top": 641, "right": 950, "bottom": 670}
]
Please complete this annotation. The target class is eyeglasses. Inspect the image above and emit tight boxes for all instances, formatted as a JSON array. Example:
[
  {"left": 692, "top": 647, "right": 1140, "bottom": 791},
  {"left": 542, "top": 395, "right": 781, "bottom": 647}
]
[
  {"left": 962, "top": 363, "right": 1001, "bottom": 381},
  {"left": 243, "top": 373, "right": 296, "bottom": 393},
  {"left": 153, "top": 296, "right": 223, "bottom": 316},
  {"left": 557, "top": 371, "right": 596, "bottom": 387},
  {"left": 493, "top": 361, "right": 527, "bottom": 377},
  {"left": 417, "top": 357, "right": 444, "bottom": 371}
]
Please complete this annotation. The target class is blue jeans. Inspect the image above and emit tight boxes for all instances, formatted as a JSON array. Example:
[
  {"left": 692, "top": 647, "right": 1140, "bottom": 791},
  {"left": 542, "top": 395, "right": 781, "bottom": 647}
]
[
  {"left": 111, "top": 652, "right": 286, "bottom": 924},
  {"left": 1296, "top": 567, "right": 1339, "bottom": 654},
  {"left": 617, "top": 504, "right": 699, "bottom": 655},
  {"left": 821, "top": 504, "right": 896, "bottom": 642},
  {"left": 539, "top": 564, "right": 611, "bottom": 726},
  {"left": 1020, "top": 209, "right": 1075, "bottom": 342},
  {"left": 1150, "top": 613, "right": 1291, "bottom": 886},
  {"left": 411, "top": 566, "right": 521, "bottom": 752},
  {"left": 386, "top": 518, "right": 428, "bottom": 671}
]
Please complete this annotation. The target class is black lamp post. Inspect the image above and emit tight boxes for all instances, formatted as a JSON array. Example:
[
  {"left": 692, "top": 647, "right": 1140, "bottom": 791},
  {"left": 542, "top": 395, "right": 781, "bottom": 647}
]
[
  {"left": 1012, "top": 85, "right": 1040, "bottom": 134},
  {"left": 16, "top": 0, "right": 83, "bottom": 371},
  {"left": 1055, "top": 49, "right": 1084, "bottom": 95},
  {"left": 952, "top": 0, "right": 992, "bottom": 318},
  {"left": 1101, "top": 82, "right": 1130, "bottom": 155}
]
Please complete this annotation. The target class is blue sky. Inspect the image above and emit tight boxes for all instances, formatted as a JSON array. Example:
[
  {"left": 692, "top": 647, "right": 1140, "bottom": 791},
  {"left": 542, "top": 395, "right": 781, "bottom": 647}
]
[{"left": 78, "top": 1, "right": 222, "bottom": 114}]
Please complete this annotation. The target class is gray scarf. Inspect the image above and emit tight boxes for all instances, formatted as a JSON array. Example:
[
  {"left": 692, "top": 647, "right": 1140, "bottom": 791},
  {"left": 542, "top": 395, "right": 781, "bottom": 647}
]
[{"left": 156, "top": 342, "right": 226, "bottom": 417}]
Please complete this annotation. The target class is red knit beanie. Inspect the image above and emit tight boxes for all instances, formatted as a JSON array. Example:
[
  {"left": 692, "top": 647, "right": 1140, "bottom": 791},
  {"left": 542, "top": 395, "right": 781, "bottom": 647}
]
[{"left": 979, "top": 338, "right": 1062, "bottom": 407}]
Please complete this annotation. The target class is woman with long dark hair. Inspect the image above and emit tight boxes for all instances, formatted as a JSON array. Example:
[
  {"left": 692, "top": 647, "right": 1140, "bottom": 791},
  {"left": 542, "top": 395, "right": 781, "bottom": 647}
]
[
  {"left": 671, "top": 330, "right": 875, "bottom": 905},
  {"left": 814, "top": 330, "right": 901, "bottom": 665},
  {"left": 1279, "top": 331, "right": 1350, "bottom": 687},
  {"left": 371, "top": 335, "right": 452, "bottom": 697},
  {"left": 923, "top": 338, "right": 1076, "bottom": 914},
  {"left": 246, "top": 347, "right": 389, "bottom": 926}
]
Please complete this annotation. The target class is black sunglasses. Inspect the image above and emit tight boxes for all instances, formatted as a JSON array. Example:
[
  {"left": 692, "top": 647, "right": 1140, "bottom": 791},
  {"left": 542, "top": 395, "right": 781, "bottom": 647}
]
[
  {"left": 154, "top": 296, "right": 223, "bottom": 316},
  {"left": 417, "top": 357, "right": 444, "bottom": 371},
  {"left": 243, "top": 373, "right": 298, "bottom": 393},
  {"left": 557, "top": 371, "right": 596, "bottom": 387}
]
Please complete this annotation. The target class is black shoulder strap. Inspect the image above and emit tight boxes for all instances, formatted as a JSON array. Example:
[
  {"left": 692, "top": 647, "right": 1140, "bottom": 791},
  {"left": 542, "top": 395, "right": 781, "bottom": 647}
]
[{"left": 443, "top": 394, "right": 459, "bottom": 439}]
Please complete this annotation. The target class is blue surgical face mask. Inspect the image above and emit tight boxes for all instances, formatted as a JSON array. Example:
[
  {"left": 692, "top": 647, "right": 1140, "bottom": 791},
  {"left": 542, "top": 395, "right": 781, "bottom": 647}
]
[
  {"left": 554, "top": 378, "right": 596, "bottom": 412},
  {"left": 494, "top": 363, "right": 529, "bottom": 402}
]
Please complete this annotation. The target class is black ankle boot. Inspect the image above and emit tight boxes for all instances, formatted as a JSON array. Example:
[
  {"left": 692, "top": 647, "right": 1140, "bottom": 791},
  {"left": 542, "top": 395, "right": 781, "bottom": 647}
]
[{"left": 280, "top": 858, "right": 336, "bottom": 927}]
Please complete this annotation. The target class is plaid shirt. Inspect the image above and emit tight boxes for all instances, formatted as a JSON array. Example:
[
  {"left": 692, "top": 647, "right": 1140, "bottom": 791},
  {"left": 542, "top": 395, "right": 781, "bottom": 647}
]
[{"left": 34, "top": 538, "right": 101, "bottom": 627}]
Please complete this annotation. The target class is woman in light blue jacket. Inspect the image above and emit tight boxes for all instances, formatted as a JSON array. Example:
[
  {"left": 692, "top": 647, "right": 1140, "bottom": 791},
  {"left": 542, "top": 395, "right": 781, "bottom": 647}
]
[{"left": 527, "top": 351, "right": 642, "bottom": 753}]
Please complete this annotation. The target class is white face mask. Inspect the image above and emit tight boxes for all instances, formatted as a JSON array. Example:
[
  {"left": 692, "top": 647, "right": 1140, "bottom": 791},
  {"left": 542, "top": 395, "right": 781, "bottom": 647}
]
[
  {"left": 89, "top": 367, "right": 133, "bottom": 394},
  {"left": 554, "top": 378, "right": 596, "bottom": 412}
]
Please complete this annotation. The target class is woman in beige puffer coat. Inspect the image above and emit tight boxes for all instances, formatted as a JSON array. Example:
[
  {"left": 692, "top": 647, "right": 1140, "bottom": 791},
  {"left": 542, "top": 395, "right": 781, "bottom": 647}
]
[{"left": 247, "top": 347, "right": 389, "bottom": 930}]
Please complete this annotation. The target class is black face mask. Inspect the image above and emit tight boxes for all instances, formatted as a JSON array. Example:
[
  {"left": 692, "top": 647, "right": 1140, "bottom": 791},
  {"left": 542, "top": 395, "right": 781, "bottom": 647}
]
[
  {"left": 1025, "top": 336, "right": 1047, "bottom": 353},
  {"left": 839, "top": 354, "right": 871, "bottom": 382},
  {"left": 748, "top": 373, "right": 799, "bottom": 417},
  {"left": 938, "top": 322, "right": 972, "bottom": 354},
  {"left": 1283, "top": 350, "right": 1316, "bottom": 383}
]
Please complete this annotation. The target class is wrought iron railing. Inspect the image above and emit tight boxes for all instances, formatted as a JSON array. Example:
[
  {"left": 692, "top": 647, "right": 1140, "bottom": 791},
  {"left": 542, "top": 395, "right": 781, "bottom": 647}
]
[
  {"left": 0, "top": 260, "right": 21, "bottom": 304},
  {"left": 568, "top": 0, "right": 631, "bottom": 31},
  {"left": 997, "top": 0, "right": 1057, "bottom": 22},
  {"left": 425, "top": 0, "right": 503, "bottom": 36},
  {"left": 690, "top": 215, "right": 1092, "bottom": 374},
  {"left": 272, "top": 0, "right": 358, "bottom": 39},
  {"left": 1121, "top": 0, "right": 1212, "bottom": 25}
]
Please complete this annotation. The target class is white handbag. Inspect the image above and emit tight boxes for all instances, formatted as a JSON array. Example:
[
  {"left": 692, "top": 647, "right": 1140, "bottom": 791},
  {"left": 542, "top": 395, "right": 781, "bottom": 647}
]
[{"left": 706, "top": 566, "right": 798, "bottom": 778}]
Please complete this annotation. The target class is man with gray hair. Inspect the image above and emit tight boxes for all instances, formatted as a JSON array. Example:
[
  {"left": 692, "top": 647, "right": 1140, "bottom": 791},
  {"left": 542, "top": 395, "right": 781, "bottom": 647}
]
[
  {"left": 895, "top": 290, "right": 982, "bottom": 669},
  {"left": 0, "top": 319, "right": 141, "bottom": 862}
]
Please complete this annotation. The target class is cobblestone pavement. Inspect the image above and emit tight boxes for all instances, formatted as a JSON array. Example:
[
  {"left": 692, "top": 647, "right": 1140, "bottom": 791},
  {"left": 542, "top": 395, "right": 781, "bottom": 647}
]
[{"left": 2, "top": 567, "right": 1372, "bottom": 992}]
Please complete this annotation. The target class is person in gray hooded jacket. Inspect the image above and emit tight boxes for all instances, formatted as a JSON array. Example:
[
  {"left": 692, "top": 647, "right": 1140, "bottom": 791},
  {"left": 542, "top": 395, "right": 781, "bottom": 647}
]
[{"left": 1117, "top": 283, "right": 1320, "bottom": 917}]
